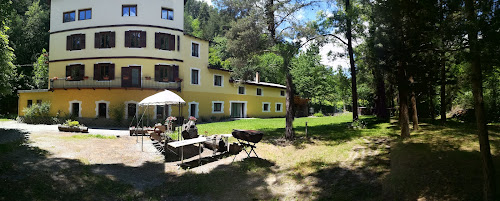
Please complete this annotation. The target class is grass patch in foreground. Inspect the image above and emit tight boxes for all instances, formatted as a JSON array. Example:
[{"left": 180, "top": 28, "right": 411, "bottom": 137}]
[
  {"left": 66, "top": 134, "right": 117, "bottom": 139},
  {"left": 0, "top": 119, "right": 12, "bottom": 121}
]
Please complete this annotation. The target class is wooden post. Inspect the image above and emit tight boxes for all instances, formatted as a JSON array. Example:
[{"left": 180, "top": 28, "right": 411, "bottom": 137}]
[{"left": 305, "top": 122, "right": 308, "bottom": 138}]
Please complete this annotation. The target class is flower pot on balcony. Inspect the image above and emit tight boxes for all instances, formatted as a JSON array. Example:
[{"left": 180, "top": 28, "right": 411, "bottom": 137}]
[
  {"left": 145, "top": 76, "right": 152, "bottom": 80},
  {"left": 84, "top": 76, "right": 89, "bottom": 80},
  {"left": 103, "top": 76, "right": 109, "bottom": 80},
  {"left": 66, "top": 76, "right": 73, "bottom": 81},
  {"left": 52, "top": 77, "right": 58, "bottom": 80},
  {"left": 123, "top": 76, "right": 129, "bottom": 80},
  {"left": 175, "top": 78, "right": 183, "bottom": 82},
  {"left": 162, "top": 78, "right": 169, "bottom": 82}
]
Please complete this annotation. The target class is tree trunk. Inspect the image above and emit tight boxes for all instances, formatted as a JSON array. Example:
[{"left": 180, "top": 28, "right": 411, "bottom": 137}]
[
  {"left": 346, "top": 0, "right": 358, "bottom": 121},
  {"left": 285, "top": 63, "right": 295, "bottom": 140},
  {"left": 465, "top": 0, "right": 496, "bottom": 200},
  {"left": 440, "top": 51, "right": 447, "bottom": 124},
  {"left": 398, "top": 61, "right": 410, "bottom": 138},
  {"left": 428, "top": 83, "right": 435, "bottom": 121},
  {"left": 409, "top": 76, "right": 419, "bottom": 130},
  {"left": 373, "top": 66, "right": 388, "bottom": 120}
]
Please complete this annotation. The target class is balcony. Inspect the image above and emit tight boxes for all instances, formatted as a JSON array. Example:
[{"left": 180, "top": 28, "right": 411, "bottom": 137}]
[{"left": 50, "top": 77, "right": 182, "bottom": 91}]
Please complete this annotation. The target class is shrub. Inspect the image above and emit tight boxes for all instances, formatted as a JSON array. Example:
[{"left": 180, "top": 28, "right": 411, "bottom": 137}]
[
  {"left": 110, "top": 104, "right": 124, "bottom": 123},
  {"left": 64, "top": 119, "right": 81, "bottom": 127},
  {"left": 313, "top": 112, "right": 324, "bottom": 117},
  {"left": 22, "top": 102, "right": 52, "bottom": 124}
]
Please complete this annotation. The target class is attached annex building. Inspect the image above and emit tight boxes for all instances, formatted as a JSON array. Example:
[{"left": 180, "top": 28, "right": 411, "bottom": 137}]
[{"left": 18, "top": 0, "right": 286, "bottom": 120}]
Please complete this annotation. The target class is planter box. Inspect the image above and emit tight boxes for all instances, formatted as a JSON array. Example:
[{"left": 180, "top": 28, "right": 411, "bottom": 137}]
[{"left": 58, "top": 125, "right": 89, "bottom": 133}]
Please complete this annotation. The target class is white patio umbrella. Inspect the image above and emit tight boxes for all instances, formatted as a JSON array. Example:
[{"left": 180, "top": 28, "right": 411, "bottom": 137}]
[
  {"left": 139, "top": 90, "right": 186, "bottom": 106},
  {"left": 135, "top": 90, "right": 186, "bottom": 151}
]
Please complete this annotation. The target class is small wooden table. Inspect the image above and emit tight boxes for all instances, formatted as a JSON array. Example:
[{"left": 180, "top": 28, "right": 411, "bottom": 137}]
[{"left": 168, "top": 137, "right": 207, "bottom": 165}]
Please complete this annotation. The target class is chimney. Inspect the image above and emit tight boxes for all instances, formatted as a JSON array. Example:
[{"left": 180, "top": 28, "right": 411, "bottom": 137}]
[{"left": 255, "top": 72, "right": 260, "bottom": 83}]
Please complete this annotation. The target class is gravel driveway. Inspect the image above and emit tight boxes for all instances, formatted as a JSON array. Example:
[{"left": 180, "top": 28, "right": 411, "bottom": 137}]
[{"left": 0, "top": 120, "right": 246, "bottom": 190}]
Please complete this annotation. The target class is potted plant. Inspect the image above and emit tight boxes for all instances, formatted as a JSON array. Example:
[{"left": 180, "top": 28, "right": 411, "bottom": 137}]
[
  {"left": 175, "top": 77, "right": 183, "bottom": 82},
  {"left": 103, "top": 76, "right": 109, "bottom": 80},
  {"left": 123, "top": 75, "right": 129, "bottom": 80},
  {"left": 66, "top": 76, "right": 73, "bottom": 81},
  {"left": 83, "top": 76, "right": 89, "bottom": 80},
  {"left": 165, "top": 116, "right": 177, "bottom": 132},
  {"left": 52, "top": 77, "right": 58, "bottom": 80},
  {"left": 145, "top": 76, "right": 152, "bottom": 80},
  {"left": 189, "top": 116, "right": 197, "bottom": 122},
  {"left": 162, "top": 78, "right": 169, "bottom": 82},
  {"left": 58, "top": 120, "right": 88, "bottom": 133}
]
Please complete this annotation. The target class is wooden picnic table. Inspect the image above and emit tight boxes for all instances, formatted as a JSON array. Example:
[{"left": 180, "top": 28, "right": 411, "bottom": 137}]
[{"left": 168, "top": 137, "right": 207, "bottom": 165}]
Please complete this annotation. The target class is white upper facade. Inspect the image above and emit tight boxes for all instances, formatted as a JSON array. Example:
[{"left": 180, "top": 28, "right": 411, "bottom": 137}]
[{"left": 50, "top": 0, "right": 185, "bottom": 33}]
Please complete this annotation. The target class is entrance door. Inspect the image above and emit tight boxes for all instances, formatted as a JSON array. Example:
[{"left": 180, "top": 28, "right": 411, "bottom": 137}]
[
  {"left": 231, "top": 103, "right": 244, "bottom": 118},
  {"left": 98, "top": 103, "right": 107, "bottom": 118},
  {"left": 122, "top": 66, "right": 141, "bottom": 87}
]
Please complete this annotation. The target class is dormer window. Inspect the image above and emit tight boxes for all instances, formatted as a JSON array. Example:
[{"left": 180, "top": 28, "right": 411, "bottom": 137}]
[
  {"left": 63, "top": 11, "right": 75, "bottom": 23},
  {"left": 122, "top": 5, "right": 137, "bottom": 16},
  {"left": 161, "top": 8, "right": 174, "bottom": 20}
]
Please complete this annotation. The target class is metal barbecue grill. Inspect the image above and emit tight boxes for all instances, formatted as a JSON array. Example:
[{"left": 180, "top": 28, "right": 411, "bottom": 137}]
[{"left": 232, "top": 129, "right": 263, "bottom": 159}]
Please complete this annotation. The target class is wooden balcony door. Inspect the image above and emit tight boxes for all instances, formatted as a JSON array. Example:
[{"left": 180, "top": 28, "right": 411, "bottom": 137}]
[{"left": 122, "top": 66, "right": 141, "bottom": 88}]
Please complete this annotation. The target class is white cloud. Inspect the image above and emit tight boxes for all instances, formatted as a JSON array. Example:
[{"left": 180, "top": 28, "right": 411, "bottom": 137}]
[{"left": 197, "top": 0, "right": 213, "bottom": 6}]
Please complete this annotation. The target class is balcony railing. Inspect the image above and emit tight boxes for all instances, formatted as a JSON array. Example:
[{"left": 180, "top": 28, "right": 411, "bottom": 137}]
[{"left": 50, "top": 77, "right": 182, "bottom": 91}]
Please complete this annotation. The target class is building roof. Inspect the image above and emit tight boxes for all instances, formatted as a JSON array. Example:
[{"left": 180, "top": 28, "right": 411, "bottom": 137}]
[
  {"left": 229, "top": 79, "right": 286, "bottom": 89},
  {"left": 207, "top": 66, "right": 233, "bottom": 72},
  {"left": 18, "top": 89, "right": 50, "bottom": 93},
  {"left": 245, "top": 81, "right": 287, "bottom": 89}
]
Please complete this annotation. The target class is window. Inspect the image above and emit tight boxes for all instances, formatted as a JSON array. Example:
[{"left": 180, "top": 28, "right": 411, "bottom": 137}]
[
  {"left": 95, "top": 32, "right": 115, "bottom": 49},
  {"left": 257, "top": 88, "right": 262, "bottom": 96},
  {"left": 66, "top": 34, "right": 86, "bottom": 51},
  {"left": 263, "top": 102, "right": 270, "bottom": 112},
  {"left": 280, "top": 90, "right": 285, "bottom": 96},
  {"left": 94, "top": 63, "right": 115, "bottom": 80},
  {"left": 155, "top": 65, "right": 178, "bottom": 82},
  {"left": 27, "top": 100, "right": 33, "bottom": 108},
  {"left": 189, "top": 103, "right": 198, "bottom": 117},
  {"left": 238, "top": 86, "right": 245, "bottom": 95},
  {"left": 155, "top": 33, "right": 175, "bottom": 50},
  {"left": 66, "top": 64, "right": 85, "bottom": 81},
  {"left": 191, "top": 42, "right": 199, "bottom": 57},
  {"left": 122, "top": 5, "right": 137, "bottom": 16},
  {"left": 188, "top": 102, "right": 199, "bottom": 118},
  {"left": 214, "top": 75, "right": 222, "bottom": 86},
  {"left": 36, "top": 100, "right": 42, "bottom": 105},
  {"left": 79, "top": 9, "right": 92, "bottom": 20},
  {"left": 125, "top": 31, "right": 146, "bottom": 48},
  {"left": 161, "top": 8, "right": 174, "bottom": 20},
  {"left": 191, "top": 69, "right": 199, "bottom": 85},
  {"left": 63, "top": 11, "right": 75, "bottom": 22},
  {"left": 127, "top": 103, "right": 137, "bottom": 119},
  {"left": 212, "top": 101, "right": 224, "bottom": 113},
  {"left": 72, "top": 102, "right": 80, "bottom": 117},
  {"left": 156, "top": 105, "right": 166, "bottom": 119},
  {"left": 276, "top": 103, "right": 283, "bottom": 112}
]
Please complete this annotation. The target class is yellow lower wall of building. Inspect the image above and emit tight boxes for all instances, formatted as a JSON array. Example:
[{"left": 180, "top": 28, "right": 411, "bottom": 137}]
[{"left": 18, "top": 89, "right": 286, "bottom": 119}]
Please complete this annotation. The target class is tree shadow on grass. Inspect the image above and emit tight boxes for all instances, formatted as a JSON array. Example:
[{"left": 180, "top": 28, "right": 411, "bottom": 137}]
[
  {"left": 260, "top": 117, "right": 394, "bottom": 149},
  {"left": 384, "top": 141, "right": 500, "bottom": 201},
  {"left": 0, "top": 128, "right": 280, "bottom": 200}
]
